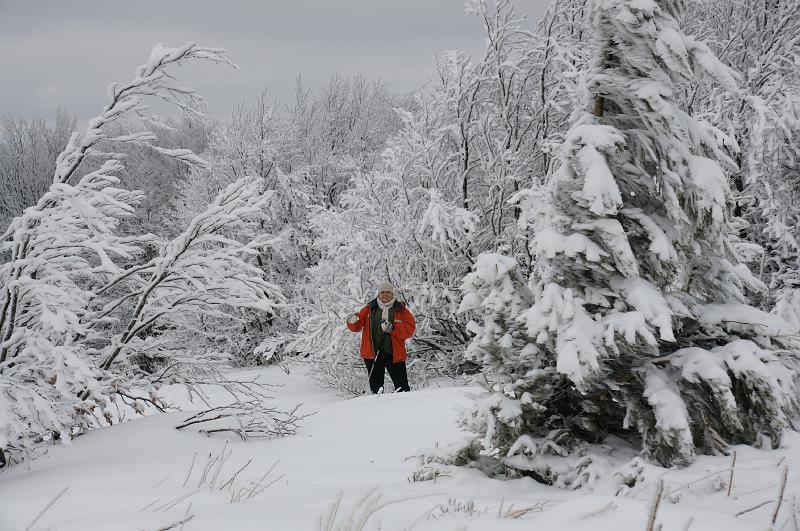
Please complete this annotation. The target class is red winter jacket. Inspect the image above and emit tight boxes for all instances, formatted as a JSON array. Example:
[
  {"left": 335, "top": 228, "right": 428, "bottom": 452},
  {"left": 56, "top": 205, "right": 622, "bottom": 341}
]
[{"left": 346, "top": 299, "right": 415, "bottom": 363}]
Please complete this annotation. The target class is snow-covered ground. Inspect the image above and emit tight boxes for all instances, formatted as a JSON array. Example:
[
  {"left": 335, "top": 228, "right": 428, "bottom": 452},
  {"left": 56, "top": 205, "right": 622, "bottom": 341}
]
[{"left": 1, "top": 364, "right": 798, "bottom": 530}]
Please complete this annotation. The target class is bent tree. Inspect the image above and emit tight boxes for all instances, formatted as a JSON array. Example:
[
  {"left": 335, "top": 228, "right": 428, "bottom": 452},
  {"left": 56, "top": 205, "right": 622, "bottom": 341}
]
[{"left": 0, "top": 44, "right": 283, "bottom": 465}]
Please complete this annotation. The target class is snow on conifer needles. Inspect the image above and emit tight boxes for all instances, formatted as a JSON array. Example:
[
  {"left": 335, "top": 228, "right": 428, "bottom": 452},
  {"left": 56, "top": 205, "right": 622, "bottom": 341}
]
[{"left": 459, "top": 0, "right": 800, "bottom": 480}]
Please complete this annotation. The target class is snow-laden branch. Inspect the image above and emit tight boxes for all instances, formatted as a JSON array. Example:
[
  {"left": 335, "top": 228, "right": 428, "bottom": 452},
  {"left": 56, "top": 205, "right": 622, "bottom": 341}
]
[
  {"left": 54, "top": 42, "right": 237, "bottom": 187},
  {"left": 94, "top": 177, "right": 284, "bottom": 373}
]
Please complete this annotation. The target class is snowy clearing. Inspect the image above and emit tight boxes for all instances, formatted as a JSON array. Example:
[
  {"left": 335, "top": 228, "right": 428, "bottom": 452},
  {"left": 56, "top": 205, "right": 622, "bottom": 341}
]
[{"left": 1, "top": 364, "right": 798, "bottom": 530}]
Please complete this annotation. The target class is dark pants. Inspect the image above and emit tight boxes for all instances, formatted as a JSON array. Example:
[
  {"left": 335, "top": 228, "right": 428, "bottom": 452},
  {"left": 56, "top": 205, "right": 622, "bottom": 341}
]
[{"left": 364, "top": 353, "right": 410, "bottom": 393}]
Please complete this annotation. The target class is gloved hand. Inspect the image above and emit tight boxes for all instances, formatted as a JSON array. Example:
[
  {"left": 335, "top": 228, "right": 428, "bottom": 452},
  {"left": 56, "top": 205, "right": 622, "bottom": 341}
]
[
  {"left": 347, "top": 314, "right": 359, "bottom": 324},
  {"left": 381, "top": 320, "right": 394, "bottom": 333}
]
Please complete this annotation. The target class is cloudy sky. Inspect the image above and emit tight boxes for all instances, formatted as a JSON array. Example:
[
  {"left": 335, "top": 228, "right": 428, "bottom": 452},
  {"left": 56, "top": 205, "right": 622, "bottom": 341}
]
[{"left": 0, "top": 0, "right": 551, "bottom": 125}]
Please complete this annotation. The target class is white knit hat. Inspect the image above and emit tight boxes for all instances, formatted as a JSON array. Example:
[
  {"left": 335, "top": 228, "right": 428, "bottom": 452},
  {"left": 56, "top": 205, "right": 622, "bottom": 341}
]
[{"left": 376, "top": 280, "right": 395, "bottom": 294}]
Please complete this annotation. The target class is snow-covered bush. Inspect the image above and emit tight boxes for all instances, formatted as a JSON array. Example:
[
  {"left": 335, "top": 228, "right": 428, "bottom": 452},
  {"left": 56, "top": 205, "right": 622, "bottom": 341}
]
[{"left": 460, "top": 0, "right": 800, "bottom": 477}]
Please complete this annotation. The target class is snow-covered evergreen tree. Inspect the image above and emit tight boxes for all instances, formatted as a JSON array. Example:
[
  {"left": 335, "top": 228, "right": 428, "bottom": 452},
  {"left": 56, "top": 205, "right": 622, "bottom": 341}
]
[{"left": 462, "top": 0, "right": 800, "bottom": 475}]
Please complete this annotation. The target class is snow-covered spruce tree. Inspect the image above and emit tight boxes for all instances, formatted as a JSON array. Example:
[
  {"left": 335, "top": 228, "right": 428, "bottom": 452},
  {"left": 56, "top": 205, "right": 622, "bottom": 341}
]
[
  {"left": 459, "top": 252, "right": 535, "bottom": 391},
  {"left": 461, "top": 0, "right": 800, "bottom": 475}
]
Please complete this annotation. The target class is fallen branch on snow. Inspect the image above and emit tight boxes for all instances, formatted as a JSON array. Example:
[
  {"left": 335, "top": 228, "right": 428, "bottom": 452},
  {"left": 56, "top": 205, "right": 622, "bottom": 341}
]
[{"left": 175, "top": 401, "right": 310, "bottom": 440}]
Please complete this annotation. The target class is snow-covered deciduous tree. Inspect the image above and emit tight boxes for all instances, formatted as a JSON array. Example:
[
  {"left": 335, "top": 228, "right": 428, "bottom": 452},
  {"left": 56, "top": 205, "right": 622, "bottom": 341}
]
[
  {"left": 0, "top": 158, "right": 145, "bottom": 462},
  {"left": 0, "top": 43, "right": 285, "bottom": 465},
  {"left": 175, "top": 90, "right": 317, "bottom": 365},
  {"left": 294, "top": 0, "right": 593, "bottom": 393},
  {"left": 291, "top": 168, "right": 428, "bottom": 393},
  {"left": 287, "top": 74, "right": 405, "bottom": 207},
  {"left": 460, "top": 0, "right": 800, "bottom": 477},
  {"left": 114, "top": 115, "right": 214, "bottom": 239},
  {"left": 89, "top": 176, "right": 284, "bottom": 383},
  {"left": 681, "top": 0, "right": 800, "bottom": 318},
  {"left": 0, "top": 109, "right": 76, "bottom": 232}
]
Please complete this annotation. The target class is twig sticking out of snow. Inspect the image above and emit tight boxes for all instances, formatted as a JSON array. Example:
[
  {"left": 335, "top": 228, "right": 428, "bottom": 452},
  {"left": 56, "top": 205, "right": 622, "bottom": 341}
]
[
  {"left": 736, "top": 499, "right": 774, "bottom": 517},
  {"left": 208, "top": 440, "right": 231, "bottom": 488},
  {"left": 735, "top": 478, "right": 800, "bottom": 498},
  {"left": 179, "top": 502, "right": 193, "bottom": 531},
  {"left": 138, "top": 498, "right": 163, "bottom": 512},
  {"left": 502, "top": 503, "right": 546, "bottom": 519},
  {"left": 728, "top": 450, "right": 737, "bottom": 496},
  {"left": 646, "top": 480, "right": 664, "bottom": 531},
  {"left": 153, "top": 487, "right": 205, "bottom": 512},
  {"left": 580, "top": 501, "right": 617, "bottom": 519},
  {"left": 427, "top": 497, "right": 478, "bottom": 520},
  {"left": 772, "top": 465, "right": 790, "bottom": 528},
  {"left": 218, "top": 459, "right": 252, "bottom": 491},
  {"left": 24, "top": 486, "right": 69, "bottom": 531},
  {"left": 182, "top": 452, "right": 197, "bottom": 488},
  {"left": 629, "top": 468, "right": 673, "bottom": 499},
  {"left": 152, "top": 475, "right": 171, "bottom": 487},
  {"left": 229, "top": 461, "right": 284, "bottom": 503},
  {"left": 320, "top": 490, "right": 439, "bottom": 531},
  {"left": 175, "top": 443, "right": 284, "bottom": 504},
  {"left": 155, "top": 513, "right": 196, "bottom": 531}
]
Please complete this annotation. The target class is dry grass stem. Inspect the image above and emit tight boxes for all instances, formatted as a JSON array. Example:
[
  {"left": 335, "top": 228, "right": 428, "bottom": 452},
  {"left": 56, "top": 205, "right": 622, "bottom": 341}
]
[
  {"left": 727, "top": 450, "right": 737, "bottom": 496},
  {"left": 772, "top": 465, "right": 789, "bottom": 528},
  {"left": 646, "top": 480, "right": 664, "bottom": 531},
  {"left": 736, "top": 499, "right": 773, "bottom": 517}
]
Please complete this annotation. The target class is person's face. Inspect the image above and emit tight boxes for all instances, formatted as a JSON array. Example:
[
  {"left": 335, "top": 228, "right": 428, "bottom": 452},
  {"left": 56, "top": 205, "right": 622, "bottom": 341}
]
[{"left": 378, "top": 290, "right": 394, "bottom": 303}]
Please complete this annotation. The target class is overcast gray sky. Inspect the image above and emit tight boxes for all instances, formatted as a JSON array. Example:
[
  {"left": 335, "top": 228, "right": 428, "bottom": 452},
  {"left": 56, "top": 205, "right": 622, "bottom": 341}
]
[{"left": 0, "top": 0, "right": 552, "bottom": 125}]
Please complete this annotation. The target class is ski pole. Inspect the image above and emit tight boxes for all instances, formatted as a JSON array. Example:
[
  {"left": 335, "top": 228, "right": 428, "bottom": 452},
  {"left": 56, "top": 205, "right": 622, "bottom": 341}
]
[{"left": 366, "top": 349, "right": 382, "bottom": 395}]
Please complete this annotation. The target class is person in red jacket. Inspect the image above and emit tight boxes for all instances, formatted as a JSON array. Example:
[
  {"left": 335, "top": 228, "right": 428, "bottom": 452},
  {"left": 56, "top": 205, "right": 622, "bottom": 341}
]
[{"left": 346, "top": 280, "right": 416, "bottom": 393}]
